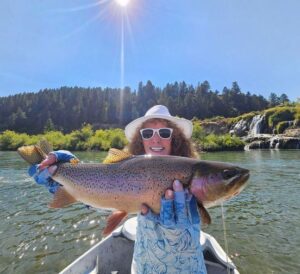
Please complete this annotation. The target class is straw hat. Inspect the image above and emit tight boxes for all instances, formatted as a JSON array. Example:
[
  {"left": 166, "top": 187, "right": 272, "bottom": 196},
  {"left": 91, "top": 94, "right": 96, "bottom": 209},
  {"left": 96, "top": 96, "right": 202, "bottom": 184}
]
[{"left": 125, "top": 105, "right": 193, "bottom": 142}]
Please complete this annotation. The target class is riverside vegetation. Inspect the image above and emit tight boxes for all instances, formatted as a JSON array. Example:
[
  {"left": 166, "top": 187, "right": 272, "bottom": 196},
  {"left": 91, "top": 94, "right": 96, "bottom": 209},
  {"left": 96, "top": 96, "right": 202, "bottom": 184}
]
[
  {"left": 1, "top": 104, "right": 299, "bottom": 152},
  {"left": 0, "top": 123, "right": 244, "bottom": 152}
]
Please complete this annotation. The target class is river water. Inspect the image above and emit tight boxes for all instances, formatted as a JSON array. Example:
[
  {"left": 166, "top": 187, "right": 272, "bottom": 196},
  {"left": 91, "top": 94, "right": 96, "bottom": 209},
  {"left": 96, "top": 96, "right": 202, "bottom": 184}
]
[{"left": 0, "top": 150, "right": 299, "bottom": 274}]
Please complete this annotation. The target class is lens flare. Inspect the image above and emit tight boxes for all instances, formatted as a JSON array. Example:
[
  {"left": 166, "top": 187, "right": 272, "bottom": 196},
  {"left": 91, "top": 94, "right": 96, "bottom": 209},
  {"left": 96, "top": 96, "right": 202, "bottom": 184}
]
[{"left": 115, "top": 0, "right": 130, "bottom": 7}]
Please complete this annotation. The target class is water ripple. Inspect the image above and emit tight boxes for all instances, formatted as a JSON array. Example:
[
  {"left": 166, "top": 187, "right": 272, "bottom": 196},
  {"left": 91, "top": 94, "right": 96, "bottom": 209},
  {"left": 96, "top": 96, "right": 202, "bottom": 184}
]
[{"left": 1, "top": 150, "right": 300, "bottom": 273}]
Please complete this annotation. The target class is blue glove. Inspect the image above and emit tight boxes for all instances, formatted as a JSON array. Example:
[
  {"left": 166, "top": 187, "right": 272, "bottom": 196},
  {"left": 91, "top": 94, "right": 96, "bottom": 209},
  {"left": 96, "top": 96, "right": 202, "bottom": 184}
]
[
  {"left": 28, "top": 165, "right": 61, "bottom": 194},
  {"left": 28, "top": 150, "right": 77, "bottom": 194},
  {"left": 131, "top": 187, "right": 207, "bottom": 274},
  {"left": 145, "top": 191, "right": 201, "bottom": 229},
  {"left": 51, "top": 150, "right": 78, "bottom": 163}
]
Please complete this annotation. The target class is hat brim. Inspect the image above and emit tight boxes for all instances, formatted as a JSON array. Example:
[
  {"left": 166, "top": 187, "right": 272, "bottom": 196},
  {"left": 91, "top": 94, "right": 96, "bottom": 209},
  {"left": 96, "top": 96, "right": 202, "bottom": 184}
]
[{"left": 125, "top": 114, "right": 193, "bottom": 142}]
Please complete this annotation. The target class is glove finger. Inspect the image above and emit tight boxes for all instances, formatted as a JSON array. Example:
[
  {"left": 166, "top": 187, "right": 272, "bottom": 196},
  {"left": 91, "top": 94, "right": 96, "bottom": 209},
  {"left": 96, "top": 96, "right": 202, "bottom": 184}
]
[
  {"left": 28, "top": 165, "right": 38, "bottom": 177},
  {"left": 160, "top": 197, "right": 175, "bottom": 227},
  {"left": 174, "top": 191, "right": 189, "bottom": 225},
  {"left": 47, "top": 179, "right": 61, "bottom": 194},
  {"left": 186, "top": 195, "right": 200, "bottom": 225},
  {"left": 35, "top": 168, "right": 52, "bottom": 185}
]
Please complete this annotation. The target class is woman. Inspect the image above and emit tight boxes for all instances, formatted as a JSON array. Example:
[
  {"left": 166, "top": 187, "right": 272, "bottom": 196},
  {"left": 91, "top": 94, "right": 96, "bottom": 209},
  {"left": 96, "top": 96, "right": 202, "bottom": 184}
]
[
  {"left": 32, "top": 105, "right": 207, "bottom": 274},
  {"left": 125, "top": 105, "right": 207, "bottom": 273}
]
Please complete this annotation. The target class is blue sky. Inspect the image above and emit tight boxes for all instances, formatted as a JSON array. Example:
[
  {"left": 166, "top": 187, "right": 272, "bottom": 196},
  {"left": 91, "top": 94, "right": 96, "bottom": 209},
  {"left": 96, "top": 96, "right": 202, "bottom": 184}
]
[{"left": 0, "top": 0, "right": 299, "bottom": 101}]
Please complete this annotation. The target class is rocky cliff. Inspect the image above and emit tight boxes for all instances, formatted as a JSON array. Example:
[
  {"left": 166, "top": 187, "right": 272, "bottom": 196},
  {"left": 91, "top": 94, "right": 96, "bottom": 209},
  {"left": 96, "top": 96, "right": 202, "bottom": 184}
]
[{"left": 199, "top": 105, "right": 300, "bottom": 150}]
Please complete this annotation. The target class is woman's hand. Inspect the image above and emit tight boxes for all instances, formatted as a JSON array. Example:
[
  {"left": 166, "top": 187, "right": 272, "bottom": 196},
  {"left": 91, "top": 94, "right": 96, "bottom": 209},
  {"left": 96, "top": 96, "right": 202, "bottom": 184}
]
[
  {"left": 28, "top": 150, "right": 78, "bottom": 194},
  {"left": 38, "top": 153, "right": 57, "bottom": 170},
  {"left": 140, "top": 183, "right": 175, "bottom": 215},
  {"left": 38, "top": 150, "right": 78, "bottom": 170},
  {"left": 132, "top": 180, "right": 207, "bottom": 273},
  {"left": 140, "top": 180, "right": 200, "bottom": 227}
]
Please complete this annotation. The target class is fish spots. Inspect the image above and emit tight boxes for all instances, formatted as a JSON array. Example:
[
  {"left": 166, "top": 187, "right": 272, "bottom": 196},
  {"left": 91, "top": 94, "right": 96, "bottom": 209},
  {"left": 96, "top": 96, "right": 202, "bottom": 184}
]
[{"left": 51, "top": 156, "right": 249, "bottom": 214}]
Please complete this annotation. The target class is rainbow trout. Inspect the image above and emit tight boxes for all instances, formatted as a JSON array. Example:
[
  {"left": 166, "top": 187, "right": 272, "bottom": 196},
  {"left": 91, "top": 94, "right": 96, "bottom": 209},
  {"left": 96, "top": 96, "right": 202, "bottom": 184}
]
[{"left": 18, "top": 141, "right": 250, "bottom": 235}]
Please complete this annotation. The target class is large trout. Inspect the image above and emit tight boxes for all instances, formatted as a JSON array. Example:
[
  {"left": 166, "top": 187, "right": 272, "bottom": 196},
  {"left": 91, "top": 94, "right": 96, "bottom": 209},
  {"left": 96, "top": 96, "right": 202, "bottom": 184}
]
[{"left": 18, "top": 141, "right": 250, "bottom": 235}]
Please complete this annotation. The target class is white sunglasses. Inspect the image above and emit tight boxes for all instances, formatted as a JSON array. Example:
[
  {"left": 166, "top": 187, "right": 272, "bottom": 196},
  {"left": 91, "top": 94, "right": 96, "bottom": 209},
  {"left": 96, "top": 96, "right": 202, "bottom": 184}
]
[{"left": 140, "top": 128, "right": 173, "bottom": 140}]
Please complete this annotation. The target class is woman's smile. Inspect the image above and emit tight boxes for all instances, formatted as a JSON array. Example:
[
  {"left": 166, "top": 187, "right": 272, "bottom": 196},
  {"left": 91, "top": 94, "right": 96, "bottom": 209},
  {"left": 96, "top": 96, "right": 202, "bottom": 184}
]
[{"left": 142, "top": 120, "right": 172, "bottom": 156}]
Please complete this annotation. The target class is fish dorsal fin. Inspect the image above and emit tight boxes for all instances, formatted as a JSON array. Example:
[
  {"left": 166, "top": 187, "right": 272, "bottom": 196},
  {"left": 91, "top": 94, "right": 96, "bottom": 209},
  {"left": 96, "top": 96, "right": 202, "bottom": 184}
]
[
  {"left": 103, "top": 210, "right": 128, "bottom": 236},
  {"left": 17, "top": 145, "right": 45, "bottom": 165},
  {"left": 102, "top": 149, "right": 132, "bottom": 164},
  {"left": 48, "top": 187, "right": 77, "bottom": 208}
]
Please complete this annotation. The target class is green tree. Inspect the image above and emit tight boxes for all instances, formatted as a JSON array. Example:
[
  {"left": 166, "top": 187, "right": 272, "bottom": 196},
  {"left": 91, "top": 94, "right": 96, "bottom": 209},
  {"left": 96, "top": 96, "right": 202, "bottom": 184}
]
[
  {"left": 278, "top": 93, "right": 289, "bottom": 104},
  {"left": 269, "top": 93, "right": 279, "bottom": 107}
]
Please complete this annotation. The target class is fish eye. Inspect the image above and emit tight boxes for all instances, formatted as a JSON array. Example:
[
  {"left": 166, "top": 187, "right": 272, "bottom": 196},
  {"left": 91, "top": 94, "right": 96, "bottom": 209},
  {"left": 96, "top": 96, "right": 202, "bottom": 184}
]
[{"left": 222, "top": 169, "right": 237, "bottom": 180}]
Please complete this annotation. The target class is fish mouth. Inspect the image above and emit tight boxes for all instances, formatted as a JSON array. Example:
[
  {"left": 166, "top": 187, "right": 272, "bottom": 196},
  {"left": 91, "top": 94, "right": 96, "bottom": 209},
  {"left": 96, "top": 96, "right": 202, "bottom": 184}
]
[
  {"left": 228, "top": 168, "right": 250, "bottom": 196},
  {"left": 239, "top": 168, "right": 250, "bottom": 184}
]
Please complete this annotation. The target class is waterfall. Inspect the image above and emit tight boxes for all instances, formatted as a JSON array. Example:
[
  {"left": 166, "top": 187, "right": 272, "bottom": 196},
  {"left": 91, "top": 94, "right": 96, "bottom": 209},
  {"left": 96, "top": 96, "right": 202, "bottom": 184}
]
[
  {"left": 232, "top": 119, "right": 248, "bottom": 136},
  {"left": 270, "top": 136, "right": 278, "bottom": 149},
  {"left": 249, "top": 115, "right": 264, "bottom": 136}
]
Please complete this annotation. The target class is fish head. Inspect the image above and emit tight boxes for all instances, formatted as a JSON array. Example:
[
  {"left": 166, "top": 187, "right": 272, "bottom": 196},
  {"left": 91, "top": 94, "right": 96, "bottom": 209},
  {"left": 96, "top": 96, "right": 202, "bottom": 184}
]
[{"left": 190, "top": 161, "right": 250, "bottom": 208}]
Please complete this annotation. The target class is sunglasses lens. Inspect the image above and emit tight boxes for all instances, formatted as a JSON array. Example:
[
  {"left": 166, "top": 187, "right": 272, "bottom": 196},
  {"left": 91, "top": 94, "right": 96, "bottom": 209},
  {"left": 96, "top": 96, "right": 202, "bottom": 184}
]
[
  {"left": 159, "top": 128, "right": 172, "bottom": 139},
  {"left": 141, "top": 129, "right": 154, "bottom": 139}
]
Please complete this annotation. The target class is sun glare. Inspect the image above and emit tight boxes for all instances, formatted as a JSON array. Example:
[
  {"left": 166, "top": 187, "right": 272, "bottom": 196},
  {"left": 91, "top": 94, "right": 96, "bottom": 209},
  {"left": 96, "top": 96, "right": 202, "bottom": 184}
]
[{"left": 115, "top": 0, "right": 130, "bottom": 7}]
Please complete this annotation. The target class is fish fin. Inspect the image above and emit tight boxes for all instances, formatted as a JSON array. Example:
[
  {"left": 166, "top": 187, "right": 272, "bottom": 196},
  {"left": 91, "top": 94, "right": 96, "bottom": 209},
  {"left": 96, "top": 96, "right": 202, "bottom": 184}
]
[
  {"left": 17, "top": 145, "right": 45, "bottom": 165},
  {"left": 34, "top": 145, "right": 48, "bottom": 160},
  {"left": 48, "top": 187, "right": 77, "bottom": 208},
  {"left": 103, "top": 210, "right": 128, "bottom": 236},
  {"left": 37, "top": 139, "right": 53, "bottom": 155},
  {"left": 70, "top": 158, "right": 80, "bottom": 165},
  {"left": 197, "top": 202, "right": 211, "bottom": 225},
  {"left": 102, "top": 149, "right": 132, "bottom": 164}
]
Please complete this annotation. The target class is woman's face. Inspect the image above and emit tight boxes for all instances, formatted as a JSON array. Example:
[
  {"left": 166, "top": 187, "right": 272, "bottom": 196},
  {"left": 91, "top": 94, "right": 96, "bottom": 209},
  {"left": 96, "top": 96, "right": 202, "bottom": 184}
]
[{"left": 141, "top": 120, "right": 172, "bottom": 156}]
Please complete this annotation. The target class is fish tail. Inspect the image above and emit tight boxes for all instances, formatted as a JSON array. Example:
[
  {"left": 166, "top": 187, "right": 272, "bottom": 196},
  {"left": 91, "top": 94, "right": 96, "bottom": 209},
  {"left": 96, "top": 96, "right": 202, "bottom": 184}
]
[
  {"left": 18, "top": 138, "right": 53, "bottom": 165},
  {"left": 17, "top": 145, "right": 45, "bottom": 165}
]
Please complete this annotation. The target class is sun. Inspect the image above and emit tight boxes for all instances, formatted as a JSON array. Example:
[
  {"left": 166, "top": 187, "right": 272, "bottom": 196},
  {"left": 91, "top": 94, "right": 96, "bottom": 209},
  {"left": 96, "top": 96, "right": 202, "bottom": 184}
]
[{"left": 115, "top": 0, "right": 131, "bottom": 7}]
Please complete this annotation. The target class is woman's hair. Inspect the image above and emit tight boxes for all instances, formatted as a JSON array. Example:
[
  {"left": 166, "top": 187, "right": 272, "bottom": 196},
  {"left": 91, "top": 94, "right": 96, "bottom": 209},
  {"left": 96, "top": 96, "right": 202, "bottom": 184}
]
[{"left": 126, "top": 118, "right": 198, "bottom": 158}]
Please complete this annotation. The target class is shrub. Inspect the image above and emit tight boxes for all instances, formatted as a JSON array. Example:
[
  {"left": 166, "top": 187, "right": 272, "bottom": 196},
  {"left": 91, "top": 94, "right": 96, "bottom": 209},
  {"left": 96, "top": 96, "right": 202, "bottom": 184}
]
[
  {"left": 295, "top": 103, "right": 300, "bottom": 121},
  {"left": 0, "top": 126, "right": 128, "bottom": 151},
  {"left": 230, "top": 111, "right": 259, "bottom": 124},
  {"left": 193, "top": 133, "right": 245, "bottom": 152},
  {"left": 43, "top": 131, "right": 69, "bottom": 150},
  {"left": 0, "top": 130, "right": 26, "bottom": 150},
  {"left": 264, "top": 106, "right": 296, "bottom": 128},
  {"left": 276, "top": 121, "right": 292, "bottom": 134},
  {"left": 192, "top": 123, "right": 206, "bottom": 140}
]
